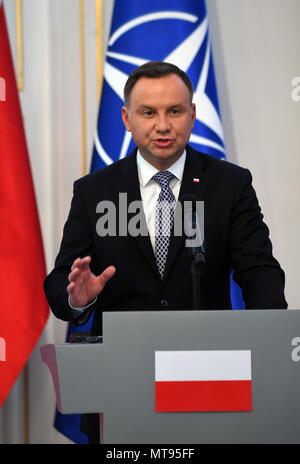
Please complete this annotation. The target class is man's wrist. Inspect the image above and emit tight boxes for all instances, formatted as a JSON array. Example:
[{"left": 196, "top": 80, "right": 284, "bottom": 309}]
[{"left": 68, "top": 295, "right": 97, "bottom": 313}]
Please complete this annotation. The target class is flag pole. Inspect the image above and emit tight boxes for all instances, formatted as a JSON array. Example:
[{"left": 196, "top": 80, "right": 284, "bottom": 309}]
[
  {"left": 96, "top": 0, "right": 103, "bottom": 103},
  {"left": 16, "top": 0, "right": 23, "bottom": 91},
  {"left": 80, "top": 0, "right": 87, "bottom": 176},
  {"left": 16, "top": 0, "right": 28, "bottom": 442}
]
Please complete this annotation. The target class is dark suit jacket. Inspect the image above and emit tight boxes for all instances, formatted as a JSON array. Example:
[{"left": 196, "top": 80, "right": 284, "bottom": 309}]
[{"left": 44, "top": 146, "right": 287, "bottom": 335}]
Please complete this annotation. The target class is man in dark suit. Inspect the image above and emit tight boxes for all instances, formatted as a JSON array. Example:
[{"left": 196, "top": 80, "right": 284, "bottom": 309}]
[{"left": 44, "top": 61, "right": 287, "bottom": 442}]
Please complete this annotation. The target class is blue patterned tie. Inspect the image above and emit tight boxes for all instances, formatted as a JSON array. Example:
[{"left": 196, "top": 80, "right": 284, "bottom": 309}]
[{"left": 153, "top": 171, "right": 176, "bottom": 279}]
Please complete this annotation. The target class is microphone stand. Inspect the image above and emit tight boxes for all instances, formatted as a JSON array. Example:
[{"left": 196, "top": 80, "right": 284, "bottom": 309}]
[
  {"left": 181, "top": 194, "right": 206, "bottom": 310},
  {"left": 191, "top": 246, "right": 205, "bottom": 310}
]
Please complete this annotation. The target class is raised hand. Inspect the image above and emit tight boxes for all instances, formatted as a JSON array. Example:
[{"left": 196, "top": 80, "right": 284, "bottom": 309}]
[{"left": 67, "top": 256, "right": 116, "bottom": 307}]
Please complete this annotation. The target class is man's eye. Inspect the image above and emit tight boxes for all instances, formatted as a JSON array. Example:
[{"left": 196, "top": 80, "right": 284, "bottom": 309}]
[{"left": 143, "top": 111, "right": 153, "bottom": 116}]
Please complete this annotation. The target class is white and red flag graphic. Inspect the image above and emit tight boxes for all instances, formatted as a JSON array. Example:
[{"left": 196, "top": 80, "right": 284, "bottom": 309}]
[{"left": 155, "top": 350, "right": 252, "bottom": 412}]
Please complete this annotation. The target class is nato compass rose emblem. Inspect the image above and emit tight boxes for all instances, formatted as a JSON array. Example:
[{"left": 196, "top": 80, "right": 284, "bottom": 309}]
[{"left": 92, "top": 8, "right": 226, "bottom": 171}]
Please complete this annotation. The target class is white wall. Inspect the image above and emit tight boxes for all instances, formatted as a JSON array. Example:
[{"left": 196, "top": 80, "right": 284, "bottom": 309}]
[
  {"left": 1, "top": 0, "right": 299, "bottom": 443},
  {"left": 207, "top": 0, "right": 300, "bottom": 308}
]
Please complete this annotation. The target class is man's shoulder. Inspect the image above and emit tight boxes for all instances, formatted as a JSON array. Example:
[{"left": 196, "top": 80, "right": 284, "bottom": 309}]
[
  {"left": 75, "top": 150, "right": 136, "bottom": 189},
  {"left": 186, "top": 146, "right": 250, "bottom": 178}
]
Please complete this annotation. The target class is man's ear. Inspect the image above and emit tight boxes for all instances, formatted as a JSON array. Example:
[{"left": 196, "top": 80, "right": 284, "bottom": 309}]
[
  {"left": 122, "top": 106, "right": 131, "bottom": 132},
  {"left": 191, "top": 103, "right": 196, "bottom": 124}
]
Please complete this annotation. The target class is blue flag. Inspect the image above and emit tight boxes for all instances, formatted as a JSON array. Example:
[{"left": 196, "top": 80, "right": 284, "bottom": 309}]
[
  {"left": 91, "top": 0, "right": 245, "bottom": 308},
  {"left": 91, "top": 0, "right": 226, "bottom": 170},
  {"left": 56, "top": 0, "right": 244, "bottom": 444}
]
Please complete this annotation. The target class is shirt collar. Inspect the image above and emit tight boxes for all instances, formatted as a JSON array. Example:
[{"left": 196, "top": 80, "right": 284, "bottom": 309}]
[{"left": 136, "top": 150, "right": 186, "bottom": 187}]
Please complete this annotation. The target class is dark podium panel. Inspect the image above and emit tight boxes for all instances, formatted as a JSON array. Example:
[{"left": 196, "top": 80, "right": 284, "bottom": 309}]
[{"left": 41, "top": 310, "right": 300, "bottom": 444}]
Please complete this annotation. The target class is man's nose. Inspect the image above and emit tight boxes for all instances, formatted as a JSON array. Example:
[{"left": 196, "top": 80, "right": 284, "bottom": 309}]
[{"left": 155, "top": 114, "right": 171, "bottom": 132}]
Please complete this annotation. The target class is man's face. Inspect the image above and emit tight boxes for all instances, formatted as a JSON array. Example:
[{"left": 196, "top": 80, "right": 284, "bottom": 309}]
[{"left": 122, "top": 74, "right": 196, "bottom": 170}]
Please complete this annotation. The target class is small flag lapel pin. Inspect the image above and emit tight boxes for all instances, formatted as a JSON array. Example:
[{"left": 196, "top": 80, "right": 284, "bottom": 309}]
[{"left": 193, "top": 178, "right": 200, "bottom": 183}]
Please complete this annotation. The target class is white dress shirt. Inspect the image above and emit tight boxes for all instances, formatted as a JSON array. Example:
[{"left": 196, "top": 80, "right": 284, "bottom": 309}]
[{"left": 136, "top": 149, "right": 186, "bottom": 252}]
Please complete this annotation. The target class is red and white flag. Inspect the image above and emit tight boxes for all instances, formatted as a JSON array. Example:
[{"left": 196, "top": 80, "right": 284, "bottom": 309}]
[
  {"left": 0, "top": 2, "right": 49, "bottom": 407},
  {"left": 155, "top": 350, "right": 252, "bottom": 412}
]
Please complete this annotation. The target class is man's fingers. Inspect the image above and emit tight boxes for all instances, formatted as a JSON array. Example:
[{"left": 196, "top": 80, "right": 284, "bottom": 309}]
[
  {"left": 97, "top": 266, "right": 116, "bottom": 287},
  {"left": 81, "top": 256, "right": 91, "bottom": 266},
  {"left": 71, "top": 257, "right": 81, "bottom": 272},
  {"left": 71, "top": 256, "right": 91, "bottom": 271},
  {"left": 67, "top": 262, "right": 116, "bottom": 307},
  {"left": 68, "top": 267, "right": 81, "bottom": 283},
  {"left": 67, "top": 281, "right": 75, "bottom": 293},
  {"left": 68, "top": 263, "right": 87, "bottom": 281},
  {"left": 69, "top": 257, "right": 92, "bottom": 281}
]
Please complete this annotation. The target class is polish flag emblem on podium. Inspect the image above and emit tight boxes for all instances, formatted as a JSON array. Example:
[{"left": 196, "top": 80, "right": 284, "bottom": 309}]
[{"left": 155, "top": 350, "right": 252, "bottom": 412}]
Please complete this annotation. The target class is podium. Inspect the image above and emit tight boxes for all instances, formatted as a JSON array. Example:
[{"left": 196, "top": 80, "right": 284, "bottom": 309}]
[{"left": 41, "top": 310, "right": 300, "bottom": 444}]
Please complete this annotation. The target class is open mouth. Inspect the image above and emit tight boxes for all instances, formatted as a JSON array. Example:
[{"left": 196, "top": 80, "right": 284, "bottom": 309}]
[{"left": 153, "top": 138, "right": 174, "bottom": 148}]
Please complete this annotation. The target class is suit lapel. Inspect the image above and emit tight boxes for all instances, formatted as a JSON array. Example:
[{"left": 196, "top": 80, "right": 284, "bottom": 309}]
[{"left": 118, "top": 150, "right": 160, "bottom": 279}]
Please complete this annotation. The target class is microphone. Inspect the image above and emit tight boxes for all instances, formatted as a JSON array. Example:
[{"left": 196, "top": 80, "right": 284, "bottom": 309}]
[{"left": 181, "top": 194, "right": 205, "bottom": 266}]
